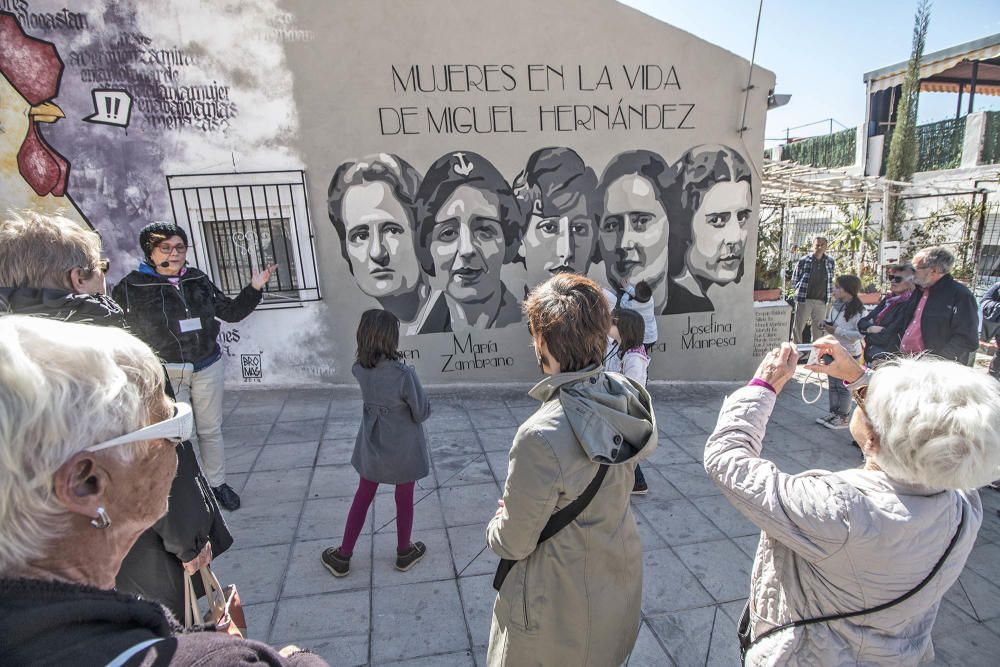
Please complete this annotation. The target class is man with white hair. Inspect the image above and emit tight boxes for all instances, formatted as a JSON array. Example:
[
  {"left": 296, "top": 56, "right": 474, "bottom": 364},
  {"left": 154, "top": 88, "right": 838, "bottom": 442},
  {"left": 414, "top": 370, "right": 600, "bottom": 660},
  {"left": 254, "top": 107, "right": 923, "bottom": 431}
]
[
  {"left": 898, "top": 246, "right": 979, "bottom": 363},
  {"left": 0, "top": 210, "right": 117, "bottom": 321}
]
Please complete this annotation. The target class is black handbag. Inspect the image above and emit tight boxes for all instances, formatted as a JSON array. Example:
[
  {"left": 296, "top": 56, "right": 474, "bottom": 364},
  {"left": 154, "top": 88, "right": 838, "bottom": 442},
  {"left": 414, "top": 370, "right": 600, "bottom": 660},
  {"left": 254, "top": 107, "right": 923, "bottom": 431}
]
[
  {"left": 737, "top": 504, "right": 965, "bottom": 665},
  {"left": 492, "top": 464, "right": 609, "bottom": 592}
]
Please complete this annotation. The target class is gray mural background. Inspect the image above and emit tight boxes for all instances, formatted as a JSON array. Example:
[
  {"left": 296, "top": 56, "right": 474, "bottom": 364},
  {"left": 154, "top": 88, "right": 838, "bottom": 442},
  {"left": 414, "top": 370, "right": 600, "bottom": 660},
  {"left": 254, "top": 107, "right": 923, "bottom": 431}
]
[{"left": 1, "top": 0, "right": 774, "bottom": 384}]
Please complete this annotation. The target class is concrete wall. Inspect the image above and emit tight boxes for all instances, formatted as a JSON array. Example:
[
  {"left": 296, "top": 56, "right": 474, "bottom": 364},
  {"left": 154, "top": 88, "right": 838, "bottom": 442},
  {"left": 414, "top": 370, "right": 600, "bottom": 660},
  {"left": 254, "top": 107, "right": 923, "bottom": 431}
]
[{"left": 1, "top": 0, "right": 774, "bottom": 385}]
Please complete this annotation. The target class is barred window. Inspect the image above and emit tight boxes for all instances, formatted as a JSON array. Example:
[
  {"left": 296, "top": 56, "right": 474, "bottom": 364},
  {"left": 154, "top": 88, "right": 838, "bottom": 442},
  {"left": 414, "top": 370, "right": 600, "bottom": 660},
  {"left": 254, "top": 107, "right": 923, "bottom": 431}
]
[{"left": 166, "top": 170, "right": 320, "bottom": 307}]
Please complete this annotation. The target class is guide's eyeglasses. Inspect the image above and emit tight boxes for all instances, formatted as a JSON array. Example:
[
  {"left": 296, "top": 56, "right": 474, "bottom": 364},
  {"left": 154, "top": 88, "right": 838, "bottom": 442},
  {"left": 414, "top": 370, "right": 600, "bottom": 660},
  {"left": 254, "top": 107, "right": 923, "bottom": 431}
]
[
  {"left": 95, "top": 258, "right": 110, "bottom": 274},
  {"left": 86, "top": 402, "right": 193, "bottom": 452},
  {"left": 156, "top": 243, "right": 188, "bottom": 255}
]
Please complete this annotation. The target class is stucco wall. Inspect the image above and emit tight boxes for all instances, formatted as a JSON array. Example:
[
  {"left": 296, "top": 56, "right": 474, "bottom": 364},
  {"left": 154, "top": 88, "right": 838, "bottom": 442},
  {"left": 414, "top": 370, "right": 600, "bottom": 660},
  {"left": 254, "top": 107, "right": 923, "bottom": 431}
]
[{"left": 1, "top": 0, "right": 774, "bottom": 386}]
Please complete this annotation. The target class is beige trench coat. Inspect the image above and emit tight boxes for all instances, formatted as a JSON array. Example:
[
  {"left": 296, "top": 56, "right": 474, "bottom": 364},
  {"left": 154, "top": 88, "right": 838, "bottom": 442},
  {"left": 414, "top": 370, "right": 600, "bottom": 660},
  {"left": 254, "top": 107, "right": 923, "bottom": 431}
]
[{"left": 486, "top": 366, "right": 657, "bottom": 667}]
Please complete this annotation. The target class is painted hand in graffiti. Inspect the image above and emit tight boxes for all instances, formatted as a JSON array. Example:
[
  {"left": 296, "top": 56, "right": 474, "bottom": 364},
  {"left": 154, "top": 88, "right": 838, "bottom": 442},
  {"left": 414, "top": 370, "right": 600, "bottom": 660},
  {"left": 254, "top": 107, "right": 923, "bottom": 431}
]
[{"left": 251, "top": 263, "right": 279, "bottom": 290}]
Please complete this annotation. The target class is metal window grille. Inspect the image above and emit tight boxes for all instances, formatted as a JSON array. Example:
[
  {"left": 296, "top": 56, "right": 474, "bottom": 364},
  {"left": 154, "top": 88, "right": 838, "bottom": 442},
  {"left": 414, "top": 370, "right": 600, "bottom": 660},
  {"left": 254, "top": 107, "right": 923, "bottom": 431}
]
[
  {"left": 974, "top": 206, "right": 1000, "bottom": 297},
  {"left": 166, "top": 170, "right": 320, "bottom": 307}
]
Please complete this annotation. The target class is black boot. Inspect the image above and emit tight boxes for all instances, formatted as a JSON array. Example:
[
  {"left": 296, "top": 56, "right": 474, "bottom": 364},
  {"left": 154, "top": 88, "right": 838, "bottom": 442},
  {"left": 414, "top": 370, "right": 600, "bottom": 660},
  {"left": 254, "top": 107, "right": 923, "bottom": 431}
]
[
  {"left": 632, "top": 465, "right": 648, "bottom": 495},
  {"left": 212, "top": 483, "right": 241, "bottom": 511}
]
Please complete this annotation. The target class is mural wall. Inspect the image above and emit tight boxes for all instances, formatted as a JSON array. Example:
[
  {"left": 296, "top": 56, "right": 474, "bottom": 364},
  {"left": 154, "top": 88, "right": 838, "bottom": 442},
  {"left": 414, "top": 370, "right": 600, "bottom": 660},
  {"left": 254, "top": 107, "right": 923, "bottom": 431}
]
[{"left": 0, "top": 0, "right": 774, "bottom": 385}]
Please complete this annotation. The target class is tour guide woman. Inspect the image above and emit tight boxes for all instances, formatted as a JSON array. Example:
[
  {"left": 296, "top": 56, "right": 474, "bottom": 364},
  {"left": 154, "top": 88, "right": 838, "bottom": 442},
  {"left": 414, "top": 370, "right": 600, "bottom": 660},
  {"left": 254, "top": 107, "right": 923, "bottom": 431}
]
[
  {"left": 706, "top": 336, "right": 999, "bottom": 665},
  {"left": 113, "top": 222, "right": 276, "bottom": 511}
]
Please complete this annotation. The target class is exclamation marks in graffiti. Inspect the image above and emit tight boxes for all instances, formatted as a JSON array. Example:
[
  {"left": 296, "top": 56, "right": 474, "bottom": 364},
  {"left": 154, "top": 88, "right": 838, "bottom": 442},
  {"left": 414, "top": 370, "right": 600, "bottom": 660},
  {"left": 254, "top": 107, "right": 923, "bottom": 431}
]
[
  {"left": 84, "top": 90, "right": 133, "bottom": 128},
  {"left": 103, "top": 97, "right": 122, "bottom": 119}
]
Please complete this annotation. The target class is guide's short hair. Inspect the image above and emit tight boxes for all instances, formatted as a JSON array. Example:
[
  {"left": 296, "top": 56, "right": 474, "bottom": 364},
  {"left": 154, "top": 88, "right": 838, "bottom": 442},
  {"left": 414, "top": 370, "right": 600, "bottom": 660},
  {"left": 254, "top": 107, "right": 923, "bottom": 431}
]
[
  {"left": 524, "top": 273, "right": 611, "bottom": 372},
  {"left": 667, "top": 145, "right": 752, "bottom": 279},
  {"left": 416, "top": 151, "right": 523, "bottom": 275},
  {"left": 327, "top": 154, "right": 423, "bottom": 273}
]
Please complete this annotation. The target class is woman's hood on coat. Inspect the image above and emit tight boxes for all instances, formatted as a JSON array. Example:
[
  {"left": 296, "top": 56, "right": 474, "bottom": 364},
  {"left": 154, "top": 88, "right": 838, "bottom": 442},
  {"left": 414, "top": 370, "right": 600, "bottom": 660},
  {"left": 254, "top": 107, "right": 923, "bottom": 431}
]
[{"left": 529, "top": 366, "right": 657, "bottom": 465}]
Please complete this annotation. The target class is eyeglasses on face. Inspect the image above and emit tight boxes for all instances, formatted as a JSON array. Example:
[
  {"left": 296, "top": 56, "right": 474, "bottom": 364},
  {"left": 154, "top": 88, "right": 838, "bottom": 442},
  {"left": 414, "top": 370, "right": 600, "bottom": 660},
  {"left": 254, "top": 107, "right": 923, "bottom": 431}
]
[
  {"left": 96, "top": 258, "right": 110, "bottom": 274},
  {"left": 889, "top": 275, "right": 912, "bottom": 283},
  {"left": 86, "top": 401, "right": 193, "bottom": 452},
  {"left": 156, "top": 243, "right": 188, "bottom": 255}
]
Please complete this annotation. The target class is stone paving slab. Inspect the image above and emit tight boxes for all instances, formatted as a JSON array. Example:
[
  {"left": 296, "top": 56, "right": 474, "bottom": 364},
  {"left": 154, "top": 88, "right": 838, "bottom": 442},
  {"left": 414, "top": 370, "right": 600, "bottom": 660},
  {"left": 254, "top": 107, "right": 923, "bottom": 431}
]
[{"left": 208, "top": 375, "right": 1000, "bottom": 666}]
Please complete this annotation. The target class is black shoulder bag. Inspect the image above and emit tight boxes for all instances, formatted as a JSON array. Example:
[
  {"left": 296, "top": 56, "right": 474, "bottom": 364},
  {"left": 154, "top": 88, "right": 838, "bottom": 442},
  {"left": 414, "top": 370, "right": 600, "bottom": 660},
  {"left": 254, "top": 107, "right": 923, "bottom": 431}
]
[
  {"left": 492, "top": 464, "right": 609, "bottom": 592},
  {"left": 737, "top": 504, "right": 965, "bottom": 665}
]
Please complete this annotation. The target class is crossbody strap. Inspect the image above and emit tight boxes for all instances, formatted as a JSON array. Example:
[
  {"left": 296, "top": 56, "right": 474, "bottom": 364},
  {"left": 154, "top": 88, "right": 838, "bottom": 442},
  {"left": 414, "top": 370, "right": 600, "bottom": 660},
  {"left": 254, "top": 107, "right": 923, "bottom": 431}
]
[
  {"left": 749, "top": 503, "right": 966, "bottom": 651},
  {"left": 493, "top": 463, "right": 610, "bottom": 592},
  {"left": 538, "top": 464, "right": 609, "bottom": 543}
]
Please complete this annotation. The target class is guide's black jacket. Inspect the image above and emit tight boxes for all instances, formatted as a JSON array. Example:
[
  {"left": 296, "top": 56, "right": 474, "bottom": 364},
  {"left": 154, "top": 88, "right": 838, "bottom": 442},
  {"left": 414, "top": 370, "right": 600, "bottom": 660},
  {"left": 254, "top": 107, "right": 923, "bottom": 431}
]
[{"left": 112, "top": 263, "right": 262, "bottom": 369}]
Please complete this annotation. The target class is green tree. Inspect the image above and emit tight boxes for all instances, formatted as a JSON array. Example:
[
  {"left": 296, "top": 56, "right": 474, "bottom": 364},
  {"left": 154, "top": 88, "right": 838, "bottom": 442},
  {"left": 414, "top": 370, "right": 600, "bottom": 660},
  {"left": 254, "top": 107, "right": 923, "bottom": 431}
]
[
  {"left": 884, "top": 0, "right": 931, "bottom": 240},
  {"left": 831, "top": 207, "right": 878, "bottom": 275}
]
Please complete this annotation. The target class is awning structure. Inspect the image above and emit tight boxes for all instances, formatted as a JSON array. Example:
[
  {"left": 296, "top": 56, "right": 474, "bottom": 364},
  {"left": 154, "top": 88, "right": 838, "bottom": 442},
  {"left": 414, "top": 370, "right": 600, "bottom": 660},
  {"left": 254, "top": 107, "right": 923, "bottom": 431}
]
[
  {"left": 864, "top": 33, "right": 1000, "bottom": 96},
  {"left": 761, "top": 159, "right": 885, "bottom": 207},
  {"left": 759, "top": 159, "right": 997, "bottom": 208}
]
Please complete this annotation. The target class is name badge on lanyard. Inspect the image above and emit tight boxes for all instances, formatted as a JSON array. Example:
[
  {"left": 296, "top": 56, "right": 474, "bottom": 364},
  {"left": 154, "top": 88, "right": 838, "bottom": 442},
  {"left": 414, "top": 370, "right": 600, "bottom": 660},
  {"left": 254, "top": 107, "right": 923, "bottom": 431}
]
[{"left": 179, "top": 317, "right": 202, "bottom": 333}]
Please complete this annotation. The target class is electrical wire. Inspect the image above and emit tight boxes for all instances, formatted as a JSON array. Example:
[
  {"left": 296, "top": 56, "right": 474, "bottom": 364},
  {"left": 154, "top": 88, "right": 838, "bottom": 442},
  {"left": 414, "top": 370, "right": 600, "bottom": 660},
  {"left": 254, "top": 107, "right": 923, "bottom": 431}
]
[{"left": 739, "top": 0, "right": 765, "bottom": 138}]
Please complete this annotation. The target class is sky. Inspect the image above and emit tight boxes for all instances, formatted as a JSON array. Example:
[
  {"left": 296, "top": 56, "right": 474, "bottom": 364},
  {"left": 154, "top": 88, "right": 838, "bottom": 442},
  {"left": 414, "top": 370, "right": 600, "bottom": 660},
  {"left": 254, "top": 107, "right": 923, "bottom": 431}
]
[{"left": 621, "top": 0, "right": 1000, "bottom": 147}]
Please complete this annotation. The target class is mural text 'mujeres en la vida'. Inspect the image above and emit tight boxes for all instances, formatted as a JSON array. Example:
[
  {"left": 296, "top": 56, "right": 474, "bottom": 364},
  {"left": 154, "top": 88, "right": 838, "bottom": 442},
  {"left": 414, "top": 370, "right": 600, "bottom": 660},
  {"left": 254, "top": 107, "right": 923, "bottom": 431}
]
[{"left": 379, "top": 64, "right": 696, "bottom": 136}]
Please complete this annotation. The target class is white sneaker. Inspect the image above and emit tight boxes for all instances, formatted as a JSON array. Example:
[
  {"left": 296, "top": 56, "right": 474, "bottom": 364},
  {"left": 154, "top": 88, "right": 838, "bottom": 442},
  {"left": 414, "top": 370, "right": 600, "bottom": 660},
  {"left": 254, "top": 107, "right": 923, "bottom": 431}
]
[
  {"left": 824, "top": 415, "right": 850, "bottom": 430},
  {"left": 815, "top": 413, "right": 835, "bottom": 425}
]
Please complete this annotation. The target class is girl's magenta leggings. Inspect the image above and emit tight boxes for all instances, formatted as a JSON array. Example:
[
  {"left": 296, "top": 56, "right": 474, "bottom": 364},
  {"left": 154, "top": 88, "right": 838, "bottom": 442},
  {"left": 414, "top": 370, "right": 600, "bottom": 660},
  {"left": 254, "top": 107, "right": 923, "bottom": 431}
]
[{"left": 340, "top": 476, "right": 415, "bottom": 557}]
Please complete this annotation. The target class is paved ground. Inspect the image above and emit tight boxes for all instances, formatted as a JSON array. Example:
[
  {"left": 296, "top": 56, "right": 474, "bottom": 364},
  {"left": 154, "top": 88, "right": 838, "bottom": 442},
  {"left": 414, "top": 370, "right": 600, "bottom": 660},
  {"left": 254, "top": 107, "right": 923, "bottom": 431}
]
[{"left": 210, "top": 373, "right": 1000, "bottom": 666}]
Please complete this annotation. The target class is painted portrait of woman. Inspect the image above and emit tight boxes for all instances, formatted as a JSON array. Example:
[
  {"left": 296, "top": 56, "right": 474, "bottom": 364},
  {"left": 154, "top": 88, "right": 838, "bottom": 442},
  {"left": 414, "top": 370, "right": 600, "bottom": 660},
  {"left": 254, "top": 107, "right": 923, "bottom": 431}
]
[
  {"left": 664, "top": 144, "right": 753, "bottom": 314},
  {"left": 327, "top": 154, "right": 434, "bottom": 336},
  {"left": 513, "top": 147, "right": 598, "bottom": 293},
  {"left": 595, "top": 150, "right": 675, "bottom": 310},
  {"left": 415, "top": 151, "right": 524, "bottom": 333}
]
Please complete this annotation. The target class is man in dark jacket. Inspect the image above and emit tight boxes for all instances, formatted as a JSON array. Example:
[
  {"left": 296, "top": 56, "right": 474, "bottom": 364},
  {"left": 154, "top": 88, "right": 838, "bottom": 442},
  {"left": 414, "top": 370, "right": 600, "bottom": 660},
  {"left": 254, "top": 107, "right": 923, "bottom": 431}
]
[
  {"left": 113, "top": 222, "right": 276, "bottom": 511},
  {"left": 897, "top": 246, "right": 979, "bottom": 364},
  {"left": 982, "top": 281, "right": 1000, "bottom": 379},
  {"left": 0, "top": 211, "right": 232, "bottom": 620}
]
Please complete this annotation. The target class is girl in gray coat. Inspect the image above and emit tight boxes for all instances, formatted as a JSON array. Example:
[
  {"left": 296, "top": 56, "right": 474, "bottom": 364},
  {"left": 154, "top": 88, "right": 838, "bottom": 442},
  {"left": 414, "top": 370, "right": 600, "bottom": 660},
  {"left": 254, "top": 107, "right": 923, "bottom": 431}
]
[{"left": 321, "top": 310, "right": 432, "bottom": 576}]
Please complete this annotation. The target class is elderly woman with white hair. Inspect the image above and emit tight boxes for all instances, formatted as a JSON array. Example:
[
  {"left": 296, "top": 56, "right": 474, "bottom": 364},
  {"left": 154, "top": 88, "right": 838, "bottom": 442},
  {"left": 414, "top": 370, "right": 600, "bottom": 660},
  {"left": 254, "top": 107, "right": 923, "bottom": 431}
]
[
  {"left": 0, "top": 210, "right": 233, "bottom": 623},
  {"left": 0, "top": 316, "right": 327, "bottom": 666},
  {"left": 705, "top": 335, "right": 1000, "bottom": 666}
]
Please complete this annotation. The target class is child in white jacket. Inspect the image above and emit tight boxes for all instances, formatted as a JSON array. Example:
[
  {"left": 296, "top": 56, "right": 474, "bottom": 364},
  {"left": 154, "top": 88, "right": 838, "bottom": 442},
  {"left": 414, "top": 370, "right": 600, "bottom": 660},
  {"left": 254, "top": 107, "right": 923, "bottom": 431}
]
[
  {"left": 816, "top": 275, "right": 864, "bottom": 430},
  {"left": 610, "top": 308, "right": 650, "bottom": 494}
]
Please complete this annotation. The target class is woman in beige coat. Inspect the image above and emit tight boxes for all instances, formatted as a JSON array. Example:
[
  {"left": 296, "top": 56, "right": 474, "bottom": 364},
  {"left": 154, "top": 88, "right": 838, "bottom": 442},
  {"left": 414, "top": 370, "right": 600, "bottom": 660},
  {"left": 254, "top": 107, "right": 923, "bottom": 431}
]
[
  {"left": 706, "top": 337, "right": 1000, "bottom": 666},
  {"left": 486, "top": 274, "right": 657, "bottom": 667}
]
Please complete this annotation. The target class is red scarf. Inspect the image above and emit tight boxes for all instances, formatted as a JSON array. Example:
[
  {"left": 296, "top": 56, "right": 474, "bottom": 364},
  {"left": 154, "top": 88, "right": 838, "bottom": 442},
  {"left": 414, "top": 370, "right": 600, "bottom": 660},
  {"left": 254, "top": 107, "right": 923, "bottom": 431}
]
[{"left": 875, "top": 289, "right": 914, "bottom": 325}]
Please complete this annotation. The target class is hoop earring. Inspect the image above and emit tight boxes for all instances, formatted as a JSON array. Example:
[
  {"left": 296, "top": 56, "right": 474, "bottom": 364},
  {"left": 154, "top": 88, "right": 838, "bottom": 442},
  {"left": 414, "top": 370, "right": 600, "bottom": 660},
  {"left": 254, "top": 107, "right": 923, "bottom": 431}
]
[{"left": 90, "top": 507, "right": 112, "bottom": 529}]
